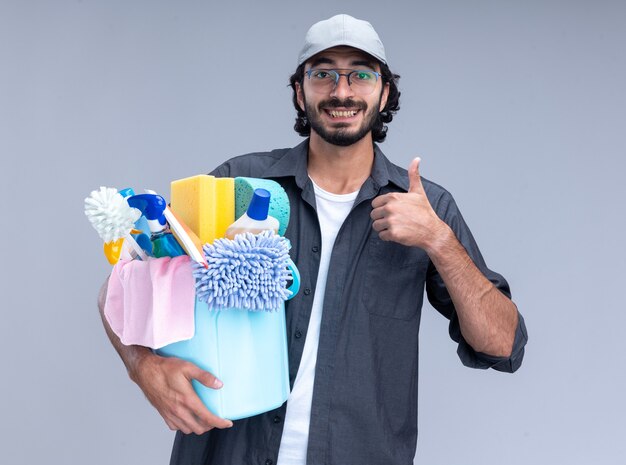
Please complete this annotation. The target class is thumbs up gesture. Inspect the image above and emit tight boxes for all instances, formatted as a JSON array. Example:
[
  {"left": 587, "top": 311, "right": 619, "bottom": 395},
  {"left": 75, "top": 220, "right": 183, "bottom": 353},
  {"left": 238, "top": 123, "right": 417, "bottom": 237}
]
[{"left": 370, "top": 157, "right": 447, "bottom": 251}]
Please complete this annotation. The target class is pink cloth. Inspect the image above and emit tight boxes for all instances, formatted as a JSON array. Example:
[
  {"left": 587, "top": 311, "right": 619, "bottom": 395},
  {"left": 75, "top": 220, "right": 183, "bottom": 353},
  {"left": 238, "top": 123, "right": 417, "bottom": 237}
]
[{"left": 104, "top": 256, "right": 196, "bottom": 349}]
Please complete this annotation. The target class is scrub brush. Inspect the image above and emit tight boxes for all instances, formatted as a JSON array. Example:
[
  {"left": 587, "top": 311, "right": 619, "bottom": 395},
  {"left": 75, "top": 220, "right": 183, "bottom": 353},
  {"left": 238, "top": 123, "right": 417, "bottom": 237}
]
[
  {"left": 84, "top": 186, "right": 149, "bottom": 263},
  {"left": 193, "top": 230, "right": 293, "bottom": 311}
]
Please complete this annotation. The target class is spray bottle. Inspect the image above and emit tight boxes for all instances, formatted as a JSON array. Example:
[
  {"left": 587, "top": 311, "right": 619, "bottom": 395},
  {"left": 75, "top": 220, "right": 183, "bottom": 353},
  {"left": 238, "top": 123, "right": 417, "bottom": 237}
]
[
  {"left": 225, "top": 188, "right": 279, "bottom": 239},
  {"left": 127, "top": 193, "right": 186, "bottom": 258},
  {"left": 119, "top": 188, "right": 153, "bottom": 257}
]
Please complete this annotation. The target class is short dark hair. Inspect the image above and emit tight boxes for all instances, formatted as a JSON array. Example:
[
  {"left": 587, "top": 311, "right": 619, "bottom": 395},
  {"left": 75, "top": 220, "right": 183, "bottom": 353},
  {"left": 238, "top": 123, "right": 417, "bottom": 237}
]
[{"left": 288, "top": 62, "right": 401, "bottom": 143}]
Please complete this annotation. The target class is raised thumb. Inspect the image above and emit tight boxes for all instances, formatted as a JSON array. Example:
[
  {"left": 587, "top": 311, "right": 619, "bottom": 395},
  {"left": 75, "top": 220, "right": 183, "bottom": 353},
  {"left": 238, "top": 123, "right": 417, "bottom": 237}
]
[{"left": 408, "top": 157, "right": 423, "bottom": 193}]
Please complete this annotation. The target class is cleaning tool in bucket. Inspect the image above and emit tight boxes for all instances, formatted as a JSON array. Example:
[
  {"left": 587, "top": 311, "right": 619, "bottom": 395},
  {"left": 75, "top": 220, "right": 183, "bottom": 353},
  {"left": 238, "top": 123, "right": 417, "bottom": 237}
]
[
  {"left": 225, "top": 188, "right": 279, "bottom": 240},
  {"left": 234, "top": 177, "right": 290, "bottom": 235},
  {"left": 157, "top": 230, "right": 300, "bottom": 420},
  {"left": 118, "top": 188, "right": 153, "bottom": 256},
  {"left": 103, "top": 255, "right": 196, "bottom": 348},
  {"left": 144, "top": 189, "right": 208, "bottom": 268},
  {"left": 195, "top": 230, "right": 294, "bottom": 310},
  {"left": 170, "top": 175, "right": 235, "bottom": 244},
  {"left": 127, "top": 193, "right": 186, "bottom": 258},
  {"left": 84, "top": 186, "right": 150, "bottom": 263}
]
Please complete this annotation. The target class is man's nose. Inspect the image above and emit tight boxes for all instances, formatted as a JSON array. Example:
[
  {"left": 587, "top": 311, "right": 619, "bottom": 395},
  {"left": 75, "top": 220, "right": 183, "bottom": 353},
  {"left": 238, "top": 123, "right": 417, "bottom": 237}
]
[{"left": 330, "top": 74, "right": 355, "bottom": 99}]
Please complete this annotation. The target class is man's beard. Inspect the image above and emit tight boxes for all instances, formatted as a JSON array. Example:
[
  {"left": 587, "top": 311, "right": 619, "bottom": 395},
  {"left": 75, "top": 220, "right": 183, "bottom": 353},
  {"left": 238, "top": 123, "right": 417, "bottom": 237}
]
[{"left": 304, "top": 95, "right": 381, "bottom": 147}]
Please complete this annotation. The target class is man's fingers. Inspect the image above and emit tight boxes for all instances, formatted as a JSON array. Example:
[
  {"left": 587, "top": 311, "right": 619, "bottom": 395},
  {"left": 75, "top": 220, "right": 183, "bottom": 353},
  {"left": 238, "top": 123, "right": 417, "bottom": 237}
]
[
  {"left": 185, "top": 363, "right": 223, "bottom": 389},
  {"left": 371, "top": 218, "right": 389, "bottom": 233},
  {"left": 180, "top": 364, "right": 233, "bottom": 429},
  {"left": 195, "top": 408, "right": 234, "bottom": 430},
  {"left": 185, "top": 393, "right": 234, "bottom": 429},
  {"left": 371, "top": 193, "right": 402, "bottom": 221},
  {"left": 371, "top": 194, "right": 392, "bottom": 209},
  {"left": 136, "top": 356, "right": 233, "bottom": 435},
  {"left": 173, "top": 392, "right": 234, "bottom": 433},
  {"left": 184, "top": 407, "right": 231, "bottom": 434},
  {"left": 370, "top": 205, "right": 387, "bottom": 221},
  {"left": 165, "top": 380, "right": 233, "bottom": 433},
  {"left": 407, "top": 157, "right": 424, "bottom": 194},
  {"left": 196, "top": 369, "right": 224, "bottom": 390},
  {"left": 164, "top": 417, "right": 178, "bottom": 431}
]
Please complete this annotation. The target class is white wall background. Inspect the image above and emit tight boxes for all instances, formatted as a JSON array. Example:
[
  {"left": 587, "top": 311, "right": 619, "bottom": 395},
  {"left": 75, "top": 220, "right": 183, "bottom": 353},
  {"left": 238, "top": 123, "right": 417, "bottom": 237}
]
[{"left": 1, "top": 1, "right": 624, "bottom": 464}]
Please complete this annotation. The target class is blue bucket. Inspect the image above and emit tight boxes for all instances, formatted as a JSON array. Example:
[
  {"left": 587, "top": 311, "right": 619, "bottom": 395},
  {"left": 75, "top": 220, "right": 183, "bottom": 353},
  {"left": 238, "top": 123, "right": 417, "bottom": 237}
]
[{"left": 156, "top": 260, "right": 300, "bottom": 420}]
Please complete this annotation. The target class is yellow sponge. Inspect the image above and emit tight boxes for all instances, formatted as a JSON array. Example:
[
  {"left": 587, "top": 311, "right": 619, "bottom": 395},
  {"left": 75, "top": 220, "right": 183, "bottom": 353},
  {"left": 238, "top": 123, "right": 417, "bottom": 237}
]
[{"left": 170, "top": 175, "right": 235, "bottom": 244}]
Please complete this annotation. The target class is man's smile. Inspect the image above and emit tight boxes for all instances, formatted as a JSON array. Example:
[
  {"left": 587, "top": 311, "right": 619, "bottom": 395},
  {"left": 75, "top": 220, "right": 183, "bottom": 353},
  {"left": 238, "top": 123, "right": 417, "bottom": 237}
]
[
  {"left": 324, "top": 108, "right": 361, "bottom": 119},
  {"left": 304, "top": 94, "right": 377, "bottom": 146}
]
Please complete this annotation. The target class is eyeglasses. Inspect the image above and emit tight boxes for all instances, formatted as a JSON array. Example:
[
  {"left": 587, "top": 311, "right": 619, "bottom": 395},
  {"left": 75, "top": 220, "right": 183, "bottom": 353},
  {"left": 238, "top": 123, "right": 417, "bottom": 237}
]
[{"left": 304, "top": 68, "right": 382, "bottom": 95}]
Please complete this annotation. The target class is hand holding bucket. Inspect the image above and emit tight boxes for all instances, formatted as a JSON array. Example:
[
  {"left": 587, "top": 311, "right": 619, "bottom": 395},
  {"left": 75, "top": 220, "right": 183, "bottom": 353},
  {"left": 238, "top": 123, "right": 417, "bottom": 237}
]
[{"left": 157, "top": 245, "right": 300, "bottom": 421}]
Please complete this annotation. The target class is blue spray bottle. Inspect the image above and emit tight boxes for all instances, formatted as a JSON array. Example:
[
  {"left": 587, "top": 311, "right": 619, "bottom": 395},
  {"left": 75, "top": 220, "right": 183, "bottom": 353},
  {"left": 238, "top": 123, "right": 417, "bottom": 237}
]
[
  {"left": 127, "top": 193, "right": 185, "bottom": 258},
  {"left": 119, "top": 188, "right": 153, "bottom": 256}
]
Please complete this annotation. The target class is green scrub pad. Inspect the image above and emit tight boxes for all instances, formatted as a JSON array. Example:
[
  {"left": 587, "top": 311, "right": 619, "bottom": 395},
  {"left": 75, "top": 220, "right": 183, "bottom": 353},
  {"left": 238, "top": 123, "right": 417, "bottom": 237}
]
[{"left": 234, "top": 177, "right": 290, "bottom": 235}]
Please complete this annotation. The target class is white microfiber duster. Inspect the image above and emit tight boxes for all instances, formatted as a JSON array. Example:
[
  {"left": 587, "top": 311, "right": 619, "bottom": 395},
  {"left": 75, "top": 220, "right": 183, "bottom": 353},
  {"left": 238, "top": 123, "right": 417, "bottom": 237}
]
[
  {"left": 193, "top": 230, "right": 293, "bottom": 311},
  {"left": 84, "top": 186, "right": 141, "bottom": 242}
]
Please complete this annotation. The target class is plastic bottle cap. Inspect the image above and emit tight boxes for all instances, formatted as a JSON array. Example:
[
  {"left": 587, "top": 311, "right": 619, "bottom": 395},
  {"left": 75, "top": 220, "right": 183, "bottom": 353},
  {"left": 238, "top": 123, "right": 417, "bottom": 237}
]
[
  {"left": 118, "top": 187, "right": 135, "bottom": 198},
  {"left": 247, "top": 188, "right": 271, "bottom": 221},
  {"left": 127, "top": 194, "right": 167, "bottom": 225}
]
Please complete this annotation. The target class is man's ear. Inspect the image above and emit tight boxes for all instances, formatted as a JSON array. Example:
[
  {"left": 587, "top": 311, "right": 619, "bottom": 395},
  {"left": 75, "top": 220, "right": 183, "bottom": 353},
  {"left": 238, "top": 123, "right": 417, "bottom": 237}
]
[
  {"left": 295, "top": 81, "right": 305, "bottom": 112},
  {"left": 379, "top": 82, "right": 390, "bottom": 112}
]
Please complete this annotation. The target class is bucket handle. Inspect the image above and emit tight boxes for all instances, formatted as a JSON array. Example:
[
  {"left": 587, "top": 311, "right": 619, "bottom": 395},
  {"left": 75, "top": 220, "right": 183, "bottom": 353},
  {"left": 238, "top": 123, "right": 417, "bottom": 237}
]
[{"left": 286, "top": 259, "right": 300, "bottom": 300}]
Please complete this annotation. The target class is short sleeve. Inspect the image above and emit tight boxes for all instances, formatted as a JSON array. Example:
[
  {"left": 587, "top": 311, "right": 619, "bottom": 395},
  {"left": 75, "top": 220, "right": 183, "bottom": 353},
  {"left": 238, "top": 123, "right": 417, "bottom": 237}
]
[{"left": 425, "top": 190, "right": 528, "bottom": 373}]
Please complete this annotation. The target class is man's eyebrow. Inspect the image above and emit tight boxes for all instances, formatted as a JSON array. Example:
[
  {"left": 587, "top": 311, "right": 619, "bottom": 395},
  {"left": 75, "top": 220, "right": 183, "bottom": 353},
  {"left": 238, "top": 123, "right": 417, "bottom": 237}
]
[
  {"left": 309, "top": 57, "right": 334, "bottom": 68},
  {"left": 308, "top": 56, "right": 378, "bottom": 69},
  {"left": 351, "top": 59, "right": 377, "bottom": 69}
]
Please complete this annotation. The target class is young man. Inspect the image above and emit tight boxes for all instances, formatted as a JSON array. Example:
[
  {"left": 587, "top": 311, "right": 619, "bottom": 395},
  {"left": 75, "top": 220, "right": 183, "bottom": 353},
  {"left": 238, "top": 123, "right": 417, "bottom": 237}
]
[{"left": 99, "top": 14, "right": 527, "bottom": 465}]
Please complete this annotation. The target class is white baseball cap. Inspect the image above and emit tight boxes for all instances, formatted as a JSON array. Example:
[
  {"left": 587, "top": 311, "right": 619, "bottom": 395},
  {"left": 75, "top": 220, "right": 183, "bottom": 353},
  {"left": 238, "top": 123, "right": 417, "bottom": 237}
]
[{"left": 297, "top": 14, "right": 387, "bottom": 66}]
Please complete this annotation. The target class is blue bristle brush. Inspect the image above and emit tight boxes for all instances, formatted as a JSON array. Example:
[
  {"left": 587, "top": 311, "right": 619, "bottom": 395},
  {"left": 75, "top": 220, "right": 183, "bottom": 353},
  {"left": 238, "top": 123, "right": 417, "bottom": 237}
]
[{"left": 193, "top": 230, "right": 294, "bottom": 311}]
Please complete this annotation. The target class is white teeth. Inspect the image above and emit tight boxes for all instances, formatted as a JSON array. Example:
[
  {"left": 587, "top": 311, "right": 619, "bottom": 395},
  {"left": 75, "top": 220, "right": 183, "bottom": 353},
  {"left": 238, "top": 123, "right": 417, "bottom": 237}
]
[{"left": 329, "top": 110, "right": 358, "bottom": 118}]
